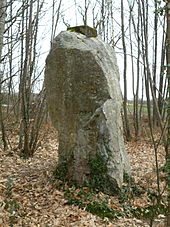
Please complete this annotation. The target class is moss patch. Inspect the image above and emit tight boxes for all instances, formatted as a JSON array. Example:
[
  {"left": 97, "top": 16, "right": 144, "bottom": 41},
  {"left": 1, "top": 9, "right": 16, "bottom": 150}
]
[
  {"left": 54, "top": 152, "right": 74, "bottom": 182},
  {"left": 89, "top": 153, "right": 119, "bottom": 195},
  {"left": 54, "top": 151, "right": 119, "bottom": 195},
  {"left": 67, "top": 25, "right": 97, "bottom": 37},
  {"left": 54, "top": 161, "right": 68, "bottom": 181}
]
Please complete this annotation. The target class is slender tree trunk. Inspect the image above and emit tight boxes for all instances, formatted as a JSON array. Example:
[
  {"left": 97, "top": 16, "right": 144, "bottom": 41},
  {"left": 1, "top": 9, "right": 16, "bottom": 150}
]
[
  {"left": 152, "top": 0, "right": 158, "bottom": 126},
  {"left": 158, "top": 16, "right": 166, "bottom": 118},
  {"left": 135, "top": 1, "right": 141, "bottom": 137},
  {"left": 128, "top": 1, "right": 140, "bottom": 138},
  {"left": 51, "top": 0, "right": 62, "bottom": 43},
  {"left": 99, "top": 0, "right": 105, "bottom": 40},
  {"left": 166, "top": 1, "right": 170, "bottom": 225},
  {"left": 140, "top": 0, "right": 162, "bottom": 203},
  {"left": 0, "top": 0, "right": 8, "bottom": 150},
  {"left": 84, "top": 0, "right": 87, "bottom": 26},
  {"left": 0, "top": 0, "right": 6, "bottom": 58},
  {"left": 121, "top": 0, "right": 131, "bottom": 141}
]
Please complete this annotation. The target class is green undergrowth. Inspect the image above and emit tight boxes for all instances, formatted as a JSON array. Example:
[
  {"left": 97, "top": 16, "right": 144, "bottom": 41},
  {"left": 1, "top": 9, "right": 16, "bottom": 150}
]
[
  {"left": 54, "top": 173, "right": 168, "bottom": 222},
  {"left": 131, "top": 203, "right": 167, "bottom": 219},
  {"left": 119, "top": 185, "right": 167, "bottom": 221},
  {"left": 54, "top": 157, "right": 168, "bottom": 222},
  {"left": 119, "top": 174, "right": 167, "bottom": 223},
  {"left": 54, "top": 153, "right": 119, "bottom": 195},
  {"left": 88, "top": 153, "right": 120, "bottom": 195},
  {"left": 64, "top": 187, "right": 123, "bottom": 220},
  {"left": 2, "top": 176, "right": 25, "bottom": 227}
]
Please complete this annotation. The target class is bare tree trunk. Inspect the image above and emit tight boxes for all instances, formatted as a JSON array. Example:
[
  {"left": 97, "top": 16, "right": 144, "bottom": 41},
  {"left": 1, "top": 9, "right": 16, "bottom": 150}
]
[
  {"left": 0, "top": 0, "right": 62, "bottom": 157},
  {"left": 140, "top": 1, "right": 163, "bottom": 207},
  {"left": 20, "top": 0, "right": 34, "bottom": 156},
  {"left": 152, "top": 0, "right": 158, "bottom": 126},
  {"left": 84, "top": 0, "right": 87, "bottom": 26},
  {"left": 0, "top": 0, "right": 8, "bottom": 150},
  {"left": 121, "top": 0, "right": 131, "bottom": 141},
  {"left": 158, "top": 16, "right": 166, "bottom": 118},
  {"left": 135, "top": 1, "right": 141, "bottom": 137},
  {"left": 0, "top": 73, "right": 8, "bottom": 150},
  {"left": 128, "top": 0, "right": 140, "bottom": 138},
  {"left": 166, "top": 1, "right": 170, "bottom": 225},
  {"left": 18, "top": 0, "right": 45, "bottom": 157},
  {"left": 0, "top": 0, "right": 6, "bottom": 58},
  {"left": 51, "top": 0, "right": 62, "bottom": 43}
]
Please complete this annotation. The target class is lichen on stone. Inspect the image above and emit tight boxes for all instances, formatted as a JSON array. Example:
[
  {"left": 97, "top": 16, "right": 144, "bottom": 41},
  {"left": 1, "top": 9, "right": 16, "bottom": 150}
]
[{"left": 67, "top": 25, "right": 97, "bottom": 38}]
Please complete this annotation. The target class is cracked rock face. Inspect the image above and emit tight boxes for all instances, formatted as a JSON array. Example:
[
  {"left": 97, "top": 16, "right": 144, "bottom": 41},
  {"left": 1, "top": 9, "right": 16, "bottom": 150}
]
[{"left": 45, "top": 30, "right": 131, "bottom": 193}]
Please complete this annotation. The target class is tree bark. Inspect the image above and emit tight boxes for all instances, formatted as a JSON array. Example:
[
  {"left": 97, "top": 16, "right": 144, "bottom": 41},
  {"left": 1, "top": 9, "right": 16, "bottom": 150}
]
[
  {"left": 152, "top": 0, "right": 158, "bottom": 126},
  {"left": 0, "top": 0, "right": 6, "bottom": 58},
  {"left": 166, "top": 1, "right": 170, "bottom": 225},
  {"left": 121, "top": 0, "right": 131, "bottom": 141},
  {"left": 0, "top": 0, "right": 8, "bottom": 150}
]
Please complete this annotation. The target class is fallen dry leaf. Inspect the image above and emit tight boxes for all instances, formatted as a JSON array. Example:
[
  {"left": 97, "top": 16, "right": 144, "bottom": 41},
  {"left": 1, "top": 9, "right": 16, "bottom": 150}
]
[{"left": 0, "top": 125, "right": 167, "bottom": 226}]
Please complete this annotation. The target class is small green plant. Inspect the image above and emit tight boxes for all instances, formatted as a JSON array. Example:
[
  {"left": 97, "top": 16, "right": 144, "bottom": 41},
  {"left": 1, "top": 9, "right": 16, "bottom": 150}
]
[
  {"left": 5, "top": 176, "right": 14, "bottom": 196},
  {"left": 64, "top": 187, "right": 123, "bottom": 220},
  {"left": 131, "top": 203, "right": 167, "bottom": 219},
  {"left": 89, "top": 153, "right": 119, "bottom": 194},
  {"left": 119, "top": 174, "right": 167, "bottom": 222},
  {"left": 86, "top": 199, "right": 122, "bottom": 220},
  {"left": 123, "top": 172, "right": 134, "bottom": 183},
  {"left": 3, "top": 199, "right": 25, "bottom": 226},
  {"left": 54, "top": 161, "right": 68, "bottom": 180},
  {"left": 4, "top": 199, "right": 19, "bottom": 214},
  {"left": 64, "top": 187, "right": 96, "bottom": 208},
  {"left": 9, "top": 215, "right": 18, "bottom": 226},
  {"left": 130, "top": 189, "right": 167, "bottom": 226},
  {"left": 119, "top": 176, "right": 145, "bottom": 204},
  {"left": 54, "top": 153, "right": 74, "bottom": 182},
  {"left": 4, "top": 176, "right": 25, "bottom": 226}
]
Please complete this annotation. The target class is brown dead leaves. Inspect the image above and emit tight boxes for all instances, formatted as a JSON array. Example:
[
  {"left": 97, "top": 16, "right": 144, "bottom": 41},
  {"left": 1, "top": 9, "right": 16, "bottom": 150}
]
[{"left": 0, "top": 126, "right": 167, "bottom": 226}]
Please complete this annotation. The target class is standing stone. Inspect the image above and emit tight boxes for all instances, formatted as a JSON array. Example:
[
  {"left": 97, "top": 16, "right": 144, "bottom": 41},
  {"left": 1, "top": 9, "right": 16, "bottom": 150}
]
[{"left": 45, "top": 27, "right": 130, "bottom": 194}]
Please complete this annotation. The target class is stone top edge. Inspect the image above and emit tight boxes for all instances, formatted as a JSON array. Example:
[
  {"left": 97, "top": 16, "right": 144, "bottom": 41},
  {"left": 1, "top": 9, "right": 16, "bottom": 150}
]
[{"left": 67, "top": 25, "right": 97, "bottom": 38}]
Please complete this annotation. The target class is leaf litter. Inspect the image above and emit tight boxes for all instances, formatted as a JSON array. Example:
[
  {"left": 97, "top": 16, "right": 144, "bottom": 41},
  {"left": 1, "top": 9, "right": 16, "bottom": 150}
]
[{"left": 0, "top": 125, "right": 167, "bottom": 226}]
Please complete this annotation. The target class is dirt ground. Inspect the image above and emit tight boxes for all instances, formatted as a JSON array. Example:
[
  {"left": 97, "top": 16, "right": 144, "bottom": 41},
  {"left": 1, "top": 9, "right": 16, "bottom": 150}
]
[{"left": 0, "top": 125, "right": 167, "bottom": 226}]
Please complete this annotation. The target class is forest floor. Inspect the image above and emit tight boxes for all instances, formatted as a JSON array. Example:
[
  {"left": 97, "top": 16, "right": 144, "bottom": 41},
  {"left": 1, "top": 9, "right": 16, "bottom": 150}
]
[{"left": 0, "top": 124, "right": 167, "bottom": 227}]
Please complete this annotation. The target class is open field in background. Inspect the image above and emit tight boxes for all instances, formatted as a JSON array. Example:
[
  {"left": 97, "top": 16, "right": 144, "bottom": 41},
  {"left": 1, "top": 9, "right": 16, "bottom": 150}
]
[
  {"left": 0, "top": 94, "right": 157, "bottom": 119},
  {"left": 127, "top": 102, "right": 150, "bottom": 116}
]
